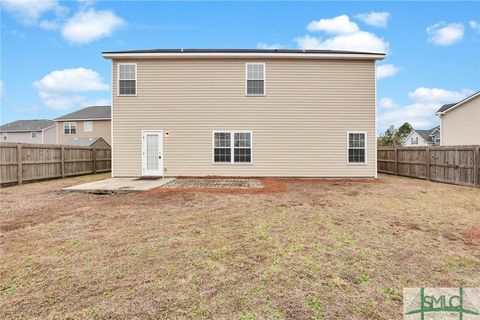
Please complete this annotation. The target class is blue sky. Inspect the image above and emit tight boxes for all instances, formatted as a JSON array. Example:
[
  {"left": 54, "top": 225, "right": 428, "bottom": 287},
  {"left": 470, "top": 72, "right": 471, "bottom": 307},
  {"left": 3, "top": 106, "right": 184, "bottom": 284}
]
[{"left": 1, "top": 1, "right": 479, "bottom": 134}]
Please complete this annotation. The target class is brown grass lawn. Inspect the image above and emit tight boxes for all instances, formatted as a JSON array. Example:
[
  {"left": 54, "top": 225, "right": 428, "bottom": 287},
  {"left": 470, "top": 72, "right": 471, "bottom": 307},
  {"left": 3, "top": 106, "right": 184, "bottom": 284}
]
[{"left": 1, "top": 174, "right": 479, "bottom": 319}]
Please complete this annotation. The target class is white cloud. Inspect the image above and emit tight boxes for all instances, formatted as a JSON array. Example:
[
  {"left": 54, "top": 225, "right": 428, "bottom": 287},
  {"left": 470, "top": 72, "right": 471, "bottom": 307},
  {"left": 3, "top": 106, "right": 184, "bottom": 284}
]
[
  {"left": 356, "top": 11, "right": 390, "bottom": 28},
  {"left": 407, "top": 87, "right": 472, "bottom": 103},
  {"left": 33, "top": 68, "right": 109, "bottom": 110},
  {"left": 376, "top": 64, "right": 399, "bottom": 79},
  {"left": 307, "top": 15, "right": 359, "bottom": 34},
  {"left": 427, "top": 22, "right": 464, "bottom": 46},
  {"left": 379, "top": 97, "right": 397, "bottom": 109},
  {"left": 33, "top": 68, "right": 109, "bottom": 92},
  {"left": 298, "top": 15, "right": 389, "bottom": 53},
  {"left": 39, "top": 20, "right": 61, "bottom": 30},
  {"left": 296, "top": 31, "right": 388, "bottom": 53},
  {"left": 61, "top": 8, "right": 125, "bottom": 44},
  {"left": 1, "top": 0, "right": 66, "bottom": 25},
  {"left": 257, "top": 42, "right": 286, "bottom": 49},
  {"left": 378, "top": 87, "right": 473, "bottom": 131},
  {"left": 470, "top": 20, "right": 480, "bottom": 34}
]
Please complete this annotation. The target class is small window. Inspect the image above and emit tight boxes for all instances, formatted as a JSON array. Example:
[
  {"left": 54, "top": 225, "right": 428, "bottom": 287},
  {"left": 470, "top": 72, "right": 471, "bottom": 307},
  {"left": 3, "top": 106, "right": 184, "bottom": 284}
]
[
  {"left": 348, "top": 132, "right": 366, "bottom": 164},
  {"left": 411, "top": 136, "right": 418, "bottom": 145},
  {"left": 118, "top": 63, "right": 137, "bottom": 95},
  {"left": 31, "top": 132, "right": 37, "bottom": 138},
  {"left": 64, "top": 122, "right": 77, "bottom": 135},
  {"left": 2, "top": 133, "right": 7, "bottom": 141},
  {"left": 214, "top": 131, "right": 252, "bottom": 164},
  {"left": 246, "top": 63, "right": 265, "bottom": 96},
  {"left": 84, "top": 121, "right": 93, "bottom": 132}
]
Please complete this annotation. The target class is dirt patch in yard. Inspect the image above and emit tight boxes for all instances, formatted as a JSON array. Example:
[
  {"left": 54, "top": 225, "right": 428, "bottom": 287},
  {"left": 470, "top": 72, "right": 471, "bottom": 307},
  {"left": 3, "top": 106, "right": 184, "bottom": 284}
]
[{"left": 1, "top": 174, "right": 479, "bottom": 319}]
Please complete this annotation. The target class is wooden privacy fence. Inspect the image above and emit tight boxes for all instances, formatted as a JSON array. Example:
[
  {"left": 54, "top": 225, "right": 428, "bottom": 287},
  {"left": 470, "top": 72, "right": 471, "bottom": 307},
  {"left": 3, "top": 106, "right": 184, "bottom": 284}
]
[
  {"left": 378, "top": 146, "right": 480, "bottom": 188},
  {"left": 0, "top": 143, "right": 111, "bottom": 185}
]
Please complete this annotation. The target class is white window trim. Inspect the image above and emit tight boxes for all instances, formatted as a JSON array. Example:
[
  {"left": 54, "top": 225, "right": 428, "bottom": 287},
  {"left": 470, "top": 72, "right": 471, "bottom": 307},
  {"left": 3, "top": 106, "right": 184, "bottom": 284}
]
[
  {"left": 117, "top": 63, "right": 137, "bottom": 96},
  {"left": 346, "top": 131, "right": 367, "bottom": 165},
  {"left": 63, "top": 122, "right": 77, "bottom": 135},
  {"left": 212, "top": 131, "right": 253, "bottom": 165},
  {"left": 31, "top": 132, "right": 37, "bottom": 138},
  {"left": 245, "top": 63, "right": 266, "bottom": 96},
  {"left": 84, "top": 121, "right": 93, "bottom": 132}
]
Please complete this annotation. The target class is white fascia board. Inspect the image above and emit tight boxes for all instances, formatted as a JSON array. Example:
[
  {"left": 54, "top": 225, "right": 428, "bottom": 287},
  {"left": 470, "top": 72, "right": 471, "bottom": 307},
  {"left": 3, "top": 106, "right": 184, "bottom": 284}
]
[{"left": 102, "top": 52, "right": 385, "bottom": 60}]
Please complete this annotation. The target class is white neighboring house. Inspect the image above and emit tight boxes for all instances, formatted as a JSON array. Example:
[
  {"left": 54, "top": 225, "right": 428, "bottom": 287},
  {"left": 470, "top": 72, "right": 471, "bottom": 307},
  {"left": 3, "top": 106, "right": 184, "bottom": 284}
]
[
  {"left": 436, "top": 91, "right": 480, "bottom": 146},
  {"left": 0, "top": 120, "right": 56, "bottom": 144},
  {"left": 402, "top": 126, "right": 441, "bottom": 147}
]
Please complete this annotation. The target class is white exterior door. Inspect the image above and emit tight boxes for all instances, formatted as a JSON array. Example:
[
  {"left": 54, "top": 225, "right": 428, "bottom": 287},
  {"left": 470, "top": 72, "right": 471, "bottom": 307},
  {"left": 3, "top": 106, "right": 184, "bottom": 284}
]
[{"left": 142, "top": 130, "right": 163, "bottom": 176}]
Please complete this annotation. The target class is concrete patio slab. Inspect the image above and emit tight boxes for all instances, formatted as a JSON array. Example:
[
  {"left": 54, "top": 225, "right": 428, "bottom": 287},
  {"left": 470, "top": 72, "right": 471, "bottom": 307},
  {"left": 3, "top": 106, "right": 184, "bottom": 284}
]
[{"left": 62, "top": 177, "right": 175, "bottom": 193}]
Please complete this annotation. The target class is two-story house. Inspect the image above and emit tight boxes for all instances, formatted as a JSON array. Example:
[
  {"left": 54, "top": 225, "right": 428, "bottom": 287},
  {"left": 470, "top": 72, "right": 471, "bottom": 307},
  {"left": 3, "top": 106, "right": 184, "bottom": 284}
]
[
  {"left": 102, "top": 49, "right": 385, "bottom": 178},
  {"left": 55, "top": 106, "right": 111, "bottom": 146}
]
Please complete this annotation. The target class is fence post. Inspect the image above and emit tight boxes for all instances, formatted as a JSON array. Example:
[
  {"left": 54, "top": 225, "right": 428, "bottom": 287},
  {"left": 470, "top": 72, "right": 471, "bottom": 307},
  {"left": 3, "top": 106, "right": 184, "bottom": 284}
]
[
  {"left": 16, "top": 144, "right": 22, "bottom": 185},
  {"left": 394, "top": 147, "right": 399, "bottom": 176},
  {"left": 474, "top": 146, "right": 479, "bottom": 188},
  {"left": 92, "top": 147, "right": 97, "bottom": 174},
  {"left": 425, "top": 147, "right": 430, "bottom": 181},
  {"left": 61, "top": 146, "right": 65, "bottom": 178}
]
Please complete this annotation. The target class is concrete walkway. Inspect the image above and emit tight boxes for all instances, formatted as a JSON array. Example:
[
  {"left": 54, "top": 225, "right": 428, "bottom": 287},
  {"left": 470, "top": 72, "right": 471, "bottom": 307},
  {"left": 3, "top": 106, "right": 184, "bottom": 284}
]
[{"left": 62, "top": 177, "right": 175, "bottom": 193}]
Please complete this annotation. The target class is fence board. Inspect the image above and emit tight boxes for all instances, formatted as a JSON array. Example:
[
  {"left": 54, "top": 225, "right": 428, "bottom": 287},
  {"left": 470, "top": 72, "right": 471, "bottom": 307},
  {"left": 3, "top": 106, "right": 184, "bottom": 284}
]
[
  {"left": 0, "top": 143, "right": 111, "bottom": 185},
  {"left": 378, "top": 146, "right": 480, "bottom": 188}
]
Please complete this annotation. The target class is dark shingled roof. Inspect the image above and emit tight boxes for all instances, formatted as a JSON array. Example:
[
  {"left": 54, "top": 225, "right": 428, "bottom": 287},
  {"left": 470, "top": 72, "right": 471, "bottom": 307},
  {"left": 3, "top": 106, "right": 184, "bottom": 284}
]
[
  {"left": 415, "top": 126, "right": 440, "bottom": 142},
  {"left": 436, "top": 91, "right": 480, "bottom": 114},
  {"left": 437, "top": 103, "right": 456, "bottom": 113},
  {"left": 55, "top": 106, "right": 111, "bottom": 121},
  {"left": 0, "top": 119, "right": 55, "bottom": 132},
  {"left": 102, "top": 48, "right": 385, "bottom": 55}
]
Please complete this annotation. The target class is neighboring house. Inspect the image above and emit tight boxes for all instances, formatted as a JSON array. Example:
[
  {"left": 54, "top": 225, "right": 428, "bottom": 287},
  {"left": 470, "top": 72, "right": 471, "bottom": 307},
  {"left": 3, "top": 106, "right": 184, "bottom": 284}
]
[
  {"left": 403, "top": 126, "right": 441, "bottom": 147},
  {"left": 64, "top": 137, "right": 111, "bottom": 149},
  {"left": 55, "top": 106, "right": 111, "bottom": 145},
  {"left": 436, "top": 91, "right": 480, "bottom": 146},
  {"left": 0, "top": 119, "right": 56, "bottom": 144},
  {"left": 102, "top": 49, "right": 385, "bottom": 177}
]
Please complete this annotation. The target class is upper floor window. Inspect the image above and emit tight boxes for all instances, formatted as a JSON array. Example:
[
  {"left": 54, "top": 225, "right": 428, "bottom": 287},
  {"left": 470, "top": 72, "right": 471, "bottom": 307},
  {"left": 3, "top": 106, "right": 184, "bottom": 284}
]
[
  {"left": 118, "top": 63, "right": 137, "bottom": 96},
  {"left": 3, "top": 133, "right": 7, "bottom": 141},
  {"left": 348, "top": 132, "right": 366, "bottom": 164},
  {"left": 246, "top": 63, "right": 265, "bottom": 96},
  {"left": 411, "top": 136, "right": 418, "bottom": 145},
  {"left": 31, "top": 132, "right": 37, "bottom": 138},
  {"left": 64, "top": 122, "right": 76, "bottom": 135},
  {"left": 84, "top": 121, "right": 93, "bottom": 132}
]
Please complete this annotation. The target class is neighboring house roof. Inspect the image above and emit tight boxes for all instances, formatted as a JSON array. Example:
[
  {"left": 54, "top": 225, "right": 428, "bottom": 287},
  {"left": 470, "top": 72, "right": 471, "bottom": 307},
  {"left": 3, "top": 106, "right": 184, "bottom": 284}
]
[
  {"left": 63, "top": 137, "right": 110, "bottom": 147},
  {"left": 0, "top": 119, "right": 55, "bottom": 132},
  {"left": 436, "top": 91, "right": 480, "bottom": 114},
  {"left": 102, "top": 48, "right": 386, "bottom": 60},
  {"left": 403, "top": 126, "right": 440, "bottom": 145},
  {"left": 55, "top": 105, "right": 111, "bottom": 121}
]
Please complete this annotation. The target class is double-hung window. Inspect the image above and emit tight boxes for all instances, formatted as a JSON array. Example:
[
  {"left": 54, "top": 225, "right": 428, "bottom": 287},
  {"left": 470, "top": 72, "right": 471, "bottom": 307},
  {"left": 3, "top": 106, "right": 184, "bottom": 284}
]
[
  {"left": 31, "top": 132, "right": 37, "bottom": 138},
  {"left": 411, "top": 136, "right": 418, "bottom": 145},
  {"left": 84, "top": 121, "right": 93, "bottom": 132},
  {"left": 246, "top": 63, "right": 265, "bottom": 95},
  {"left": 118, "top": 63, "right": 137, "bottom": 96},
  {"left": 64, "top": 122, "right": 76, "bottom": 135},
  {"left": 214, "top": 131, "right": 252, "bottom": 164},
  {"left": 347, "top": 132, "right": 366, "bottom": 164}
]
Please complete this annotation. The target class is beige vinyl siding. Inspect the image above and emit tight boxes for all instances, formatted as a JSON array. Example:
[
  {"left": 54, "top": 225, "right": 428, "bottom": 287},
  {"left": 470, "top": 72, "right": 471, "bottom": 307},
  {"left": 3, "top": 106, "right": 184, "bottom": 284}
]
[
  {"left": 1, "top": 131, "right": 43, "bottom": 144},
  {"left": 112, "top": 58, "right": 376, "bottom": 177},
  {"left": 43, "top": 126, "right": 57, "bottom": 144},
  {"left": 57, "top": 120, "right": 111, "bottom": 145},
  {"left": 441, "top": 95, "right": 480, "bottom": 146}
]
